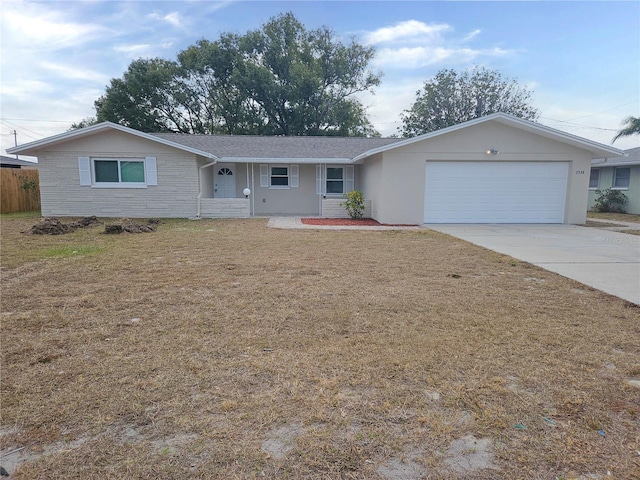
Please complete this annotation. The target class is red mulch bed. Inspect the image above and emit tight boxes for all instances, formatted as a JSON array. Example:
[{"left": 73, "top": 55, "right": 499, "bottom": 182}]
[{"left": 301, "top": 218, "right": 417, "bottom": 227}]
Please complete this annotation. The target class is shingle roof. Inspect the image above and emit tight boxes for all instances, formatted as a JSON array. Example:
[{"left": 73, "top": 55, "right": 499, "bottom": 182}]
[
  {"left": 0, "top": 155, "right": 38, "bottom": 167},
  {"left": 151, "top": 133, "right": 402, "bottom": 160},
  {"left": 592, "top": 146, "right": 640, "bottom": 167}
]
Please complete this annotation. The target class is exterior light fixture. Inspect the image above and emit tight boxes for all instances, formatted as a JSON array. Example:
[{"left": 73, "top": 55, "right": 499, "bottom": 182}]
[
  {"left": 243, "top": 188, "right": 251, "bottom": 198},
  {"left": 486, "top": 149, "right": 499, "bottom": 155}
]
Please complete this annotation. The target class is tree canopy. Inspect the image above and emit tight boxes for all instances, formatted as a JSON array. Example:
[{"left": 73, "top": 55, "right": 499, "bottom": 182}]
[
  {"left": 82, "top": 13, "right": 381, "bottom": 136},
  {"left": 612, "top": 116, "right": 640, "bottom": 143},
  {"left": 399, "top": 67, "right": 539, "bottom": 137}
]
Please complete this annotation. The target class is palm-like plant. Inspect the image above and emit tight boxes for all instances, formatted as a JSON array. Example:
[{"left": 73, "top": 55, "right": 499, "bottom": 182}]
[{"left": 612, "top": 116, "right": 640, "bottom": 143}]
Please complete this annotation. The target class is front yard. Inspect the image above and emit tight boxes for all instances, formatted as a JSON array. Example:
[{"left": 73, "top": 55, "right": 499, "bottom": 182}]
[{"left": 1, "top": 215, "right": 638, "bottom": 479}]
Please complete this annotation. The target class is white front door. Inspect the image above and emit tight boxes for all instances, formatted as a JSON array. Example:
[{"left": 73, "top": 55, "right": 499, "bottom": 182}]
[{"left": 214, "top": 165, "right": 236, "bottom": 198}]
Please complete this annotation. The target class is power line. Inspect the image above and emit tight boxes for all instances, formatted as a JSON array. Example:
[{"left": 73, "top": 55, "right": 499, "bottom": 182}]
[{"left": 564, "top": 100, "right": 639, "bottom": 122}]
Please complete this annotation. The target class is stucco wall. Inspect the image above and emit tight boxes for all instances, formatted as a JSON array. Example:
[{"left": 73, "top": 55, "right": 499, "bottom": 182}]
[
  {"left": 251, "top": 163, "right": 320, "bottom": 216},
  {"left": 359, "top": 154, "right": 383, "bottom": 220},
  {"left": 588, "top": 165, "right": 640, "bottom": 214},
  {"left": 34, "top": 130, "right": 201, "bottom": 217},
  {"left": 363, "top": 121, "right": 594, "bottom": 225}
]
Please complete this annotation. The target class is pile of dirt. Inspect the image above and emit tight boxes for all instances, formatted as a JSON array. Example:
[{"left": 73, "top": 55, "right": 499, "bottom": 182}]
[
  {"left": 25, "top": 216, "right": 99, "bottom": 235},
  {"left": 104, "top": 219, "right": 160, "bottom": 234}
]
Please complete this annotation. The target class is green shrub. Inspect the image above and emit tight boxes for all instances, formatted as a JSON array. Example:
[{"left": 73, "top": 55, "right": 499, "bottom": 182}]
[
  {"left": 593, "top": 188, "right": 628, "bottom": 213},
  {"left": 340, "top": 190, "right": 365, "bottom": 219}
]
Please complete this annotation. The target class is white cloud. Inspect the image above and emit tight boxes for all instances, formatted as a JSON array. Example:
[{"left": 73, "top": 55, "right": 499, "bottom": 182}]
[
  {"left": 1, "top": 7, "right": 109, "bottom": 51},
  {"left": 363, "top": 20, "right": 451, "bottom": 45},
  {"left": 462, "top": 29, "right": 482, "bottom": 42},
  {"left": 39, "top": 62, "right": 109, "bottom": 83},
  {"left": 362, "top": 20, "right": 514, "bottom": 70},
  {"left": 149, "top": 11, "right": 185, "bottom": 29},
  {"left": 374, "top": 46, "right": 512, "bottom": 69}
]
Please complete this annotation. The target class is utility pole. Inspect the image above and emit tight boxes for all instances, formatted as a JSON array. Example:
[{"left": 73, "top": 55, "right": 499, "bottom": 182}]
[{"left": 12, "top": 130, "right": 18, "bottom": 159}]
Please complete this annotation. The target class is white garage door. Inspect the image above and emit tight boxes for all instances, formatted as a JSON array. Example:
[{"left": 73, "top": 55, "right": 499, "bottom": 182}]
[{"left": 424, "top": 161, "right": 568, "bottom": 223}]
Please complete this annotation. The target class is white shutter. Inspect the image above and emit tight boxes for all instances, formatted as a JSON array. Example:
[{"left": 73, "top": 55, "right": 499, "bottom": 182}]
[
  {"left": 290, "top": 165, "right": 299, "bottom": 188},
  {"left": 78, "top": 157, "right": 91, "bottom": 186},
  {"left": 260, "top": 164, "right": 269, "bottom": 187},
  {"left": 145, "top": 157, "right": 157, "bottom": 185},
  {"left": 345, "top": 165, "right": 355, "bottom": 192},
  {"left": 315, "top": 165, "right": 324, "bottom": 194}
]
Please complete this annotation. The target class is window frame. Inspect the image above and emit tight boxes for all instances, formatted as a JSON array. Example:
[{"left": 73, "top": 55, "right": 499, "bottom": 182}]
[
  {"left": 325, "top": 166, "right": 345, "bottom": 195},
  {"left": 269, "top": 165, "right": 290, "bottom": 189},
  {"left": 588, "top": 168, "right": 600, "bottom": 190},
  {"left": 92, "top": 157, "right": 148, "bottom": 188},
  {"left": 612, "top": 167, "right": 631, "bottom": 190}
]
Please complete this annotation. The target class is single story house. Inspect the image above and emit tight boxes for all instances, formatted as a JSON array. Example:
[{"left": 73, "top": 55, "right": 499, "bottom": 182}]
[
  {"left": 588, "top": 147, "right": 640, "bottom": 214},
  {"left": 7, "top": 113, "right": 623, "bottom": 224}
]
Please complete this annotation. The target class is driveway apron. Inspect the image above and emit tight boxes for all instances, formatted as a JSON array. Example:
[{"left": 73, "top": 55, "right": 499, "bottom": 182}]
[{"left": 425, "top": 225, "right": 640, "bottom": 304}]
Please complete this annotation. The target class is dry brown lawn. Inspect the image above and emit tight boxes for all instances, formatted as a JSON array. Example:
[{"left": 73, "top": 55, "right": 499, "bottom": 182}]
[
  {"left": 587, "top": 212, "right": 640, "bottom": 223},
  {"left": 1, "top": 214, "right": 639, "bottom": 479}
]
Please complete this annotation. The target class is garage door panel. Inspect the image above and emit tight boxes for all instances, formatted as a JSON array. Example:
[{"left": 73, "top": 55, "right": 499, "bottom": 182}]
[{"left": 424, "top": 162, "right": 568, "bottom": 223}]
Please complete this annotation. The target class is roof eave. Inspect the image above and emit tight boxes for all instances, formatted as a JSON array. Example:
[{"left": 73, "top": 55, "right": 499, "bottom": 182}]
[
  {"left": 6, "top": 122, "right": 219, "bottom": 160},
  {"left": 352, "top": 113, "right": 624, "bottom": 162}
]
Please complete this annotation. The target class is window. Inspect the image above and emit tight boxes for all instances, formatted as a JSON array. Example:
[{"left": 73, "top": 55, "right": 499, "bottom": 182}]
[
  {"left": 589, "top": 168, "right": 600, "bottom": 189},
  {"left": 270, "top": 166, "right": 289, "bottom": 187},
  {"left": 78, "top": 156, "right": 156, "bottom": 188},
  {"left": 613, "top": 167, "right": 630, "bottom": 189},
  {"left": 326, "top": 167, "right": 344, "bottom": 194},
  {"left": 259, "top": 164, "right": 298, "bottom": 188},
  {"left": 316, "top": 165, "right": 354, "bottom": 195}
]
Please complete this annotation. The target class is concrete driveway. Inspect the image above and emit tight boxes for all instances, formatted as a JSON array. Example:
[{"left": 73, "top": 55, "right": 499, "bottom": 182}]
[{"left": 426, "top": 225, "right": 640, "bottom": 304}]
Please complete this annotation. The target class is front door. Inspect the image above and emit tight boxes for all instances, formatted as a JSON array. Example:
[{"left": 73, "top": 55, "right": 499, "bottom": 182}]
[{"left": 214, "top": 165, "right": 236, "bottom": 198}]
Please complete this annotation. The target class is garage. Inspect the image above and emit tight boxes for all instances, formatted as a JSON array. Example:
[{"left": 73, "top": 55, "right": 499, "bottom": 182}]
[{"left": 424, "top": 161, "right": 569, "bottom": 223}]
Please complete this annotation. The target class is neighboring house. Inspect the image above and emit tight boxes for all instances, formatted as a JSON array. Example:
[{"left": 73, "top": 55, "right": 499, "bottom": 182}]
[
  {"left": 588, "top": 147, "right": 640, "bottom": 214},
  {"left": 7, "top": 113, "right": 622, "bottom": 224},
  {"left": 0, "top": 155, "right": 38, "bottom": 169}
]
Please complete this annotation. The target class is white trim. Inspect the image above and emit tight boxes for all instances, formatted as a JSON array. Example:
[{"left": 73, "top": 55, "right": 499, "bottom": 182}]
[
  {"left": 7, "top": 122, "right": 219, "bottom": 160},
  {"left": 269, "top": 165, "right": 290, "bottom": 189},
  {"left": 290, "top": 165, "right": 299, "bottom": 188},
  {"left": 345, "top": 165, "right": 355, "bottom": 192},
  {"left": 220, "top": 157, "right": 352, "bottom": 164},
  {"left": 259, "top": 164, "right": 268, "bottom": 187},
  {"left": 145, "top": 157, "right": 158, "bottom": 185},
  {"left": 92, "top": 157, "right": 148, "bottom": 188},
  {"left": 325, "top": 165, "right": 345, "bottom": 196},
  {"left": 78, "top": 157, "right": 91, "bottom": 186},
  {"left": 316, "top": 165, "right": 324, "bottom": 195},
  {"left": 612, "top": 166, "right": 631, "bottom": 190}
]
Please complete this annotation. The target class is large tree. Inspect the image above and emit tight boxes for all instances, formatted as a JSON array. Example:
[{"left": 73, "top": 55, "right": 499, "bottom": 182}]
[
  {"left": 83, "top": 13, "right": 381, "bottom": 136},
  {"left": 612, "top": 116, "right": 640, "bottom": 143},
  {"left": 400, "top": 67, "right": 539, "bottom": 137}
]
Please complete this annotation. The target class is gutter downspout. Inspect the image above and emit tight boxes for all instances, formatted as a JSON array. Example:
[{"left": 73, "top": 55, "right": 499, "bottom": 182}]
[{"left": 197, "top": 159, "right": 217, "bottom": 218}]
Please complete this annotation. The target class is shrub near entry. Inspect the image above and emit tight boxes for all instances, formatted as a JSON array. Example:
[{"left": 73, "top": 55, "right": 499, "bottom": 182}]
[
  {"left": 341, "top": 190, "right": 365, "bottom": 219},
  {"left": 593, "top": 188, "right": 628, "bottom": 213}
]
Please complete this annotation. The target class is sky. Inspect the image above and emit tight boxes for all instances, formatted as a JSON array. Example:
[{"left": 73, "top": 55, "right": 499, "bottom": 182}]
[{"left": 1, "top": 0, "right": 639, "bottom": 160}]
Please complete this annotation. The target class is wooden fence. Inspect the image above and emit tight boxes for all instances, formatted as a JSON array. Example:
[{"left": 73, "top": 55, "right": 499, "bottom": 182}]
[{"left": 0, "top": 168, "right": 41, "bottom": 213}]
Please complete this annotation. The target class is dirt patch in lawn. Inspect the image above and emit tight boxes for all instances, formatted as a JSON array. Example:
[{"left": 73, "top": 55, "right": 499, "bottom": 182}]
[
  {"left": 24, "top": 216, "right": 100, "bottom": 235},
  {"left": 302, "top": 217, "right": 417, "bottom": 226},
  {"left": 104, "top": 218, "right": 160, "bottom": 234},
  {"left": 1, "top": 216, "right": 639, "bottom": 479}
]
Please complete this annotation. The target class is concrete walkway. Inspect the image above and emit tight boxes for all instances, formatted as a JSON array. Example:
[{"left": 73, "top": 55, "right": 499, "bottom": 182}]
[
  {"left": 267, "top": 217, "right": 419, "bottom": 231},
  {"left": 426, "top": 224, "right": 640, "bottom": 304}
]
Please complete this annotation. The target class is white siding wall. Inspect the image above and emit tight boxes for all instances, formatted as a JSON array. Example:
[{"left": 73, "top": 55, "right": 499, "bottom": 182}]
[
  {"left": 321, "top": 198, "right": 372, "bottom": 218},
  {"left": 36, "top": 130, "right": 201, "bottom": 217},
  {"left": 200, "top": 198, "right": 250, "bottom": 218}
]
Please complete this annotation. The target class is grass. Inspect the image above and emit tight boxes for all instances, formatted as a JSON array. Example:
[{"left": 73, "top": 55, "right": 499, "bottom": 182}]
[
  {"left": 587, "top": 211, "right": 640, "bottom": 223},
  {"left": 1, "top": 216, "right": 639, "bottom": 479}
]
